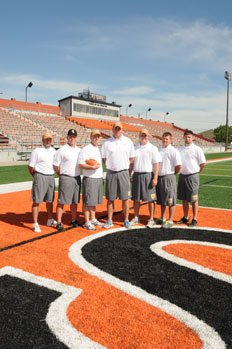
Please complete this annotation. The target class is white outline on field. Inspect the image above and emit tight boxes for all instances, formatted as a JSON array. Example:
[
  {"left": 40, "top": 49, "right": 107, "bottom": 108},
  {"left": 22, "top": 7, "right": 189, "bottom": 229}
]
[
  {"left": 0, "top": 266, "right": 105, "bottom": 349},
  {"left": 151, "top": 240, "right": 232, "bottom": 284},
  {"left": 69, "top": 225, "right": 230, "bottom": 349}
]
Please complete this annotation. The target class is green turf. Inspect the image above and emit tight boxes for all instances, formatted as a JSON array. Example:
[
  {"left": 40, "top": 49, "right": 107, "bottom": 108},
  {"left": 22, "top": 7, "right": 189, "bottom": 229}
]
[{"left": 205, "top": 152, "right": 232, "bottom": 160}]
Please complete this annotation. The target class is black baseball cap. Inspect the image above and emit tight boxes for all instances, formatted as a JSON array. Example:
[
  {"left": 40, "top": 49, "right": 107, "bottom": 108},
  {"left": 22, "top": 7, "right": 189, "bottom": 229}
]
[{"left": 67, "top": 129, "right": 77, "bottom": 136}]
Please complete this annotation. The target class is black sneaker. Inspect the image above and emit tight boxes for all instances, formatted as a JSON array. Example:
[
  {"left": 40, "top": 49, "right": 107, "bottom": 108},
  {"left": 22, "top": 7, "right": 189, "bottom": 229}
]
[
  {"left": 176, "top": 217, "right": 189, "bottom": 224},
  {"left": 56, "top": 222, "right": 65, "bottom": 231},
  {"left": 189, "top": 219, "right": 197, "bottom": 227},
  {"left": 70, "top": 219, "right": 82, "bottom": 227}
]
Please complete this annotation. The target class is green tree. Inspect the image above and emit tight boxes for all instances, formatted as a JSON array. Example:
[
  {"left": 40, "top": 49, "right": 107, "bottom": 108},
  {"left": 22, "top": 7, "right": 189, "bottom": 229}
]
[{"left": 214, "top": 124, "right": 232, "bottom": 143}]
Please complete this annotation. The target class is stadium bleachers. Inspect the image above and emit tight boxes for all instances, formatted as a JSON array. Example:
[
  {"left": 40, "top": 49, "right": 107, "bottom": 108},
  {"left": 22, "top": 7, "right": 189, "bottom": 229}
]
[{"left": 0, "top": 97, "right": 215, "bottom": 162}]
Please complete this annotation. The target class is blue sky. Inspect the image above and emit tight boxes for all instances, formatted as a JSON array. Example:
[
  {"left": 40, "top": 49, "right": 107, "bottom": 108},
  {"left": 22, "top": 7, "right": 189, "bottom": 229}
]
[{"left": 1, "top": 0, "right": 232, "bottom": 132}]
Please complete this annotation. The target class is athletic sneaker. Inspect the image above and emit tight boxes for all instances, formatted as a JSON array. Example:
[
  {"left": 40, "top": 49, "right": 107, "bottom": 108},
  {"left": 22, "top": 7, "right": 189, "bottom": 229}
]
[
  {"left": 70, "top": 219, "right": 82, "bottom": 227},
  {"left": 84, "top": 221, "right": 96, "bottom": 230},
  {"left": 189, "top": 219, "right": 197, "bottom": 227},
  {"left": 146, "top": 219, "right": 155, "bottom": 228},
  {"left": 103, "top": 220, "right": 114, "bottom": 229},
  {"left": 176, "top": 217, "right": 189, "bottom": 224},
  {"left": 91, "top": 219, "right": 104, "bottom": 227},
  {"left": 124, "top": 220, "right": 132, "bottom": 229},
  {"left": 56, "top": 222, "right": 65, "bottom": 232},
  {"left": 47, "top": 219, "right": 57, "bottom": 227},
  {"left": 130, "top": 216, "right": 140, "bottom": 225},
  {"left": 33, "top": 223, "right": 41, "bottom": 233},
  {"left": 156, "top": 218, "right": 164, "bottom": 225},
  {"left": 162, "top": 220, "right": 174, "bottom": 229}
]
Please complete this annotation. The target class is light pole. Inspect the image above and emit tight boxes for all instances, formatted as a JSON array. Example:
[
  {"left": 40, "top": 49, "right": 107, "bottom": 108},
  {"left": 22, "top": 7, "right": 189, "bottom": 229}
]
[
  {"left": 164, "top": 112, "right": 169, "bottom": 122},
  {"left": 25, "top": 82, "right": 33, "bottom": 102},
  {"left": 224, "top": 71, "right": 231, "bottom": 151},
  {"left": 146, "top": 108, "right": 151, "bottom": 120},
  {"left": 126, "top": 103, "right": 132, "bottom": 116}
]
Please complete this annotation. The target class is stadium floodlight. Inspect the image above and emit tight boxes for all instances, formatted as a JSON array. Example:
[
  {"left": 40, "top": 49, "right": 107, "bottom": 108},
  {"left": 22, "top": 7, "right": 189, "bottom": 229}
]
[
  {"left": 25, "top": 82, "right": 33, "bottom": 102},
  {"left": 126, "top": 103, "right": 132, "bottom": 116},
  {"left": 224, "top": 71, "right": 231, "bottom": 151},
  {"left": 146, "top": 108, "right": 151, "bottom": 120},
  {"left": 164, "top": 112, "right": 169, "bottom": 122}
]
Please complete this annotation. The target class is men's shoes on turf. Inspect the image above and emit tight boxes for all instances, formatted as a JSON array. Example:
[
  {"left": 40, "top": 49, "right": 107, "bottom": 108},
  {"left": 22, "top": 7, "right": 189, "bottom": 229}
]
[
  {"left": 176, "top": 217, "right": 189, "bottom": 224},
  {"left": 162, "top": 220, "right": 174, "bottom": 229},
  {"left": 70, "top": 220, "right": 82, "bottom": 227},
  {"left": 56, "top": 222, "right": 65, "bottom": 232},
  {"left": 33, "top": 223, "right": 41, "bottom": 233},
  {"left": 84, "top": 221, "right": 96, "bottom": 230},
  {"left": 146, "top": 219, "right": 155, "bottom": 228},
  {"left": 124, "top": 220, "right": 132, "bottom": 229},
  {"left": 90, "top": 219, "right": 104, "bottom": 227},
  {"left": 156, "top": 218, "right": 164, "bottom": 225},
  {"left": 103, "top": 220, "right": 114, "bottom": 229},
  {"left": 130, "top": 216, "right": 140, "bottom": 225},
  {"left": 189, "top": 219, "right": 197, "bottom": 227},
  {"left": 47, "top": 219, "right": 57, "bottom": 227}
]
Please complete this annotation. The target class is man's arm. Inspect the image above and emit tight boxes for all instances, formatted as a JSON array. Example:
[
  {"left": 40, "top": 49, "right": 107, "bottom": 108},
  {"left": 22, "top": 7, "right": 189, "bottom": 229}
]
[
  {"left": 28, "top": 165, "right": 34, "bottom": 177},
  {"left": 53, "top": 165, "right": 60, "bottom": 176},
  {"left": 174, "top": 165, "right": 182, "bottom": 175},
  {"left": 152, "top": 162, "right": 160, "bottom": 186},
  {"left": 199, "top": 163, "right": 206, "bottom": 173}
]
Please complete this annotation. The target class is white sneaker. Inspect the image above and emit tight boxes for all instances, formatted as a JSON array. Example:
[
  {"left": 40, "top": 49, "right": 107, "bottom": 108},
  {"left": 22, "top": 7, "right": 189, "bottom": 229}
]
[
  {"left": 84, "top": 222, "right": 96, "bottom": 230},
  {"left": 146, "top": 219, "right": 155, "bottom": 228},
  {"left": 91, "top": 219, "right": 104, "bottom": 227},
  {"left": 130, "top": 216, "right": 140, "bottom": 225},
  {"left": 33, "top": 223, "right": 41, "bottom": 233},
  {"left": 47, "top": 219, "right": 58, "bottom": 227}
]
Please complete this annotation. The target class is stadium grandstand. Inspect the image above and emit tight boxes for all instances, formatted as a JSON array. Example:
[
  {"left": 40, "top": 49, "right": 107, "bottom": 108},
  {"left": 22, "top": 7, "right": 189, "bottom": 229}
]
[{"left": 0, "top": 90, "right": 218, "bottom": 162}]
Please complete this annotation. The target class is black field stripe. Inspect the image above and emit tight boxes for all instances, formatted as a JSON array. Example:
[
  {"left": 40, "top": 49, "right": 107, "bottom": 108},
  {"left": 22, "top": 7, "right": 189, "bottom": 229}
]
[
  {"left": 82, "top": 228, "right": 232, "bottom": 347},
  {"left": 0, "top": 275, "right": 67, "bottom": 348}
]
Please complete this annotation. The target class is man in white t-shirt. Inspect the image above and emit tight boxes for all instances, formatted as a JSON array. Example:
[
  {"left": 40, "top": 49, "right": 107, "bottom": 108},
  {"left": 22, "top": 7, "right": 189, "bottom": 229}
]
[
  {"left": 28, "top": 132, "right": 57, "bottom": 233},
  {"left": 78, "top": 130, "right": 104, "bottom": 230},
  {"left": 156, "top": 132, "right": 182, "bottom": 228},
  {"left": 130, "top": 129, "right": 161, "bottom": 228},
  {"left": 101, "top": 122, "right": 135, "bottom": 229},
  {"left": 177, "top": 130, "right": 206, "bottom": 227},
  {"left": 53, "top": 129, "right": 82, "bottom": 231}
]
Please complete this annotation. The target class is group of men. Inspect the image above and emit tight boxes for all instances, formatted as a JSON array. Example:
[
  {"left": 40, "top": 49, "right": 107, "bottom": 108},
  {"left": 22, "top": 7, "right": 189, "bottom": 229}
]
[{"left": 28, "top": 122, "right": 206, "bottom": 233}]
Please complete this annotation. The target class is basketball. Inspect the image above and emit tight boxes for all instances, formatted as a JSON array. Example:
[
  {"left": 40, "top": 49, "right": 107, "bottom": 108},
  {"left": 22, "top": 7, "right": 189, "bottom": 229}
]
[{"left": 85, "top": 158, "right": 98, "bottom": 166}]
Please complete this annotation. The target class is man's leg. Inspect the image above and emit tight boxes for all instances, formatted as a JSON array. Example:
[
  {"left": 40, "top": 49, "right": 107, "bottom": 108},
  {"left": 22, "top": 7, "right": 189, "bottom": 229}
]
[
  {"left": 32, "top": 202, "right": 39, "bottom": 223},
  {"left": 148, "top": 201, "right": 154, "bottom": 220},
  {"left": 83, "top": 206, "right": 90, "bottom": 223},
  {"left": 56, "top": 203, "right": 64, "bottom": 223},
  {"left": 183, "top": 200, "right": 189, "bottom": 218},
  {"left": 122, "top": 199, "right": 129, "bottom": 221},
  {"left": 134, "top": 201, "right": 140, "bottom": 217},
  {"left": 70, "top": 203, "right": 77, "bottom": 221},
  {"left": 107, "top": 200, "right": 114, "bottom": 221},
  {"left": 46, "top": 202, "right": 53, "bottom": 220},
  {"left": 169, "top": 205, "right": 176, "bottom": 222},
  {"left": 192, "top": 201, "right": 198, "bottom": 220},
  {"left": 161, "top": 205, "right": 167, "bottom": 221}
]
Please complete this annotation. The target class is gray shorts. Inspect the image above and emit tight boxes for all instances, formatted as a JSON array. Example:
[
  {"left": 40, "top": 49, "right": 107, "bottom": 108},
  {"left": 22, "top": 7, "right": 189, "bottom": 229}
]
[
  {"left": 177, "top": 173, "right": 199, "bottom": 202},
  {"left": 106, "top": 170, "right": 131, "bottom": 200},
  {"left": 58, "top": 175, "right": 81, "bottom": 205},
  {"left": 83, "top": 177, "right": 103, "bottom": 206},
  {"left": 31, "top": 172, "right": 55, "bottom": 204},
  {"left": 132, "top": 172, "right": 156, "bottom": 202},
  {"left": 157, "top": 174, "right": 176, "bottom": 206}
]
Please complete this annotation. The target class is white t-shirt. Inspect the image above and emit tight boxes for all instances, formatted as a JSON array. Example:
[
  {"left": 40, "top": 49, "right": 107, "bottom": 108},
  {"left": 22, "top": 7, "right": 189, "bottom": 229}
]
[
  {"left": 158, "top": 144, "right": 182, "bottom": 176},
  {"left": 28, "top": 146, "right": 56, "bottom": 175},
  {"left": 133, "top": 141, "right": 161, "bottom": 173},
  {"left": 54, "top": 144, "right": 81, "bottom": 177},
  {"left": 101, "top": 135, "right": 135, "bottom": 171},
  {"left": 178, "top": 143, "right": 206, "bottom": 175},
  {"left": 78, "top": 143, "right": 103, "bottom": 178}
]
